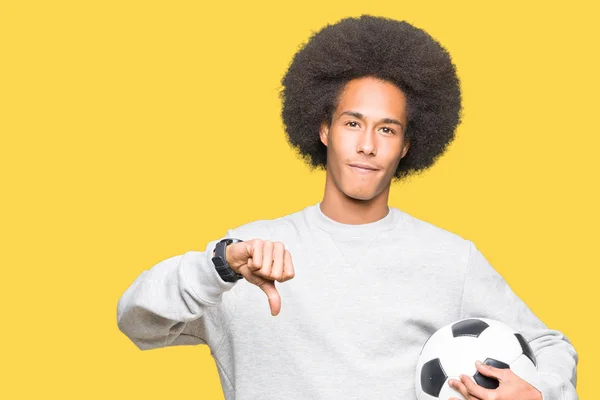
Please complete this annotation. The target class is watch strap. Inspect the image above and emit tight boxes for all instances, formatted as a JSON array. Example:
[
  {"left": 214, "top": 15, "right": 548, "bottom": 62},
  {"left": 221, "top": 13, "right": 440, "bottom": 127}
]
[{"left": 212, "top": 238, "right": 243, "bottom": 282}]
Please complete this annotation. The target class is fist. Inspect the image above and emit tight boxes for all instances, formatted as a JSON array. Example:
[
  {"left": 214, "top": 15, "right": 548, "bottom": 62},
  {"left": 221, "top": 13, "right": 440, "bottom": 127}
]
[{"left": 225, "top": 239, "right": 295, "bottom": 316}]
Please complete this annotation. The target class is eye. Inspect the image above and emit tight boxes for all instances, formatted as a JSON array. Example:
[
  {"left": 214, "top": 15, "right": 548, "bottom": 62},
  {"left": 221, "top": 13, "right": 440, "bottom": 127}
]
[
  {"left": 380, "top": 127, "right": 395, "bottom": 135},
  {"left": 345, "top": 121, "right": 360, "bottom": 128}
]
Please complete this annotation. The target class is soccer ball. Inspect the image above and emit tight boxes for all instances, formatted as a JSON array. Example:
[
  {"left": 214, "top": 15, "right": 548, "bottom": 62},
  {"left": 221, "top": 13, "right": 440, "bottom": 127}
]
[{"left": 415, "top": 317, "right": 537, "bottom": 400}]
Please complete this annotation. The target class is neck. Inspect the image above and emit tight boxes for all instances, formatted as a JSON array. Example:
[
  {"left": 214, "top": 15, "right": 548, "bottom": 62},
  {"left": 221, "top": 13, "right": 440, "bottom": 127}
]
[{"left": 320, "top": 173, "right": 391, "bottom": 225}]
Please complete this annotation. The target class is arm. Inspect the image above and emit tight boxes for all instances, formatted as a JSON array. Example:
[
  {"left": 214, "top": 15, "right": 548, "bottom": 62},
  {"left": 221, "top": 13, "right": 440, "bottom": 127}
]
[
  {"left": 459, "top": 241, "right": 578, "bottom": 400},
  {"left": 116, "top": 232, "right": 237, "bottom": 350}
]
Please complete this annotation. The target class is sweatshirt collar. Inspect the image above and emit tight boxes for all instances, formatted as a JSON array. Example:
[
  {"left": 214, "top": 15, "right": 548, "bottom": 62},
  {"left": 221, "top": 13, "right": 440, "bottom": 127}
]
[{"left": 309, "top": 202, "right": 399, "bottom": 236}]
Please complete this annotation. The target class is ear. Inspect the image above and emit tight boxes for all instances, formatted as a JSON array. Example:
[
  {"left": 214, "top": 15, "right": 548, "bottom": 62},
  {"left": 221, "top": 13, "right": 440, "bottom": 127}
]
[
  {"left": 400, "top": 139, "right": 410, "bottom": 159},
  {"left": 319, "top": 121, "right": 329, "bottom": 147}
]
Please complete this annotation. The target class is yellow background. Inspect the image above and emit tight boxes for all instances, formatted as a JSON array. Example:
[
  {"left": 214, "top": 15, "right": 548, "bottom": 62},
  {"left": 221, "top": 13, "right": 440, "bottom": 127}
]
[{"left": 1, "top": 0, "right": 597, "bottom": 398}]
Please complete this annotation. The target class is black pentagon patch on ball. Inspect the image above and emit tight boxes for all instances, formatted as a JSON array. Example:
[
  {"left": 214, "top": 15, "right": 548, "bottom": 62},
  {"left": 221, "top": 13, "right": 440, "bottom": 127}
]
[
  {"left": 473, "top": 358, "right": 509, "bottom": 389},
  {"left": 421, "top": 358, "right": 447, "bottom": 397},
  {"left": 515, "top": 333, "right": 537, "bottom": 366},
  {"left": 452, "top": 319, "right": 490, "bottom": 338}
]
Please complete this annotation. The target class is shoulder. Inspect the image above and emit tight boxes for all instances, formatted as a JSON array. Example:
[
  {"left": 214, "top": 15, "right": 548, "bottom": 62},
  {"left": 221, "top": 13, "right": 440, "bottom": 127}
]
[
  {"left": 393, "top": 207, "right": 473, "bottom": 264},
  {"left": 395, "top": 207, "right": 468, "bottom": 244},
  {"left": 227, "top": 205, "right": 311, "bottom": 242}
]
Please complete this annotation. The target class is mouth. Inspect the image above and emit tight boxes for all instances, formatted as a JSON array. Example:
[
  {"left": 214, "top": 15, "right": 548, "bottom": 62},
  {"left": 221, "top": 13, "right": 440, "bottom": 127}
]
[{"left": 348, "top": 163, "right": 379, "bottom": 173}]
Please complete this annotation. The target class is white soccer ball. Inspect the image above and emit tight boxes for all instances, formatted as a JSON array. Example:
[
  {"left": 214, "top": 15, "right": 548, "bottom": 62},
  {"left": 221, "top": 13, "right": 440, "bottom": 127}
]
[{"left": 415, "top": 317, "right": 537, "bottom": 400}]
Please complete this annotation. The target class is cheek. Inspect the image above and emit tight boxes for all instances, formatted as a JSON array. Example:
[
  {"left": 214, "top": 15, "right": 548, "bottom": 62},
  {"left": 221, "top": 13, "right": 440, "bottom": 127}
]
[
  {"left": 387, "top": 151, "right": 403, "bottom": 167},
  {"left": 377, "top": 153, "right": 402, "bottom": 180},
  {"left": 383, "top": 142, "right": 404, "bottom": 163},
  {"left": 329, "top": 137, "right": 353, "bottom": 162}
]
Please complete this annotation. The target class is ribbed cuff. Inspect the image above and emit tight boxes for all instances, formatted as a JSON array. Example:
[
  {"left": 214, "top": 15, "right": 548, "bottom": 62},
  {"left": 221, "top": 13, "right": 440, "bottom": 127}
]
[
  {"left": 179, "top": 248, "right": 237, "bottom": 305},
  {"left": 528, "top": 371, "right": 565, "bottom": 400}
]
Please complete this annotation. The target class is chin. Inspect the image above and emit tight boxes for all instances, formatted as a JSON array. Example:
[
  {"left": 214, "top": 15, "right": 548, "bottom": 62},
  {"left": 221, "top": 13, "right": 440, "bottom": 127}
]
[{"left": 343, "top": 188, "right": 377, "bottom": 202}]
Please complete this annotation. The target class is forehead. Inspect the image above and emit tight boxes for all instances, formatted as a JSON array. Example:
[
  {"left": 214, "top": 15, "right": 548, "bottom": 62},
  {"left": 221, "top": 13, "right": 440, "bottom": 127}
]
[{"left": 335, "top": 76, "right": 407, "bottom": 119}]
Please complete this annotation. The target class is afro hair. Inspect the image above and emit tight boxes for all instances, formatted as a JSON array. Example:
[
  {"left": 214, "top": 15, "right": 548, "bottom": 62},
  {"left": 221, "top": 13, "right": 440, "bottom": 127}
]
[{"left": 279, "top": 15, "right": 462, "bottom": 181}]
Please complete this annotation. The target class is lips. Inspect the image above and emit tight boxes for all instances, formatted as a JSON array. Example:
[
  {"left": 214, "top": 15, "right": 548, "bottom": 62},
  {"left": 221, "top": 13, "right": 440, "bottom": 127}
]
[
  {"left": 348, "top": 163, "right": 378, "bottom": 171},
  {"left": 348, "top": 164, "right": 379, "bottom": 175}
]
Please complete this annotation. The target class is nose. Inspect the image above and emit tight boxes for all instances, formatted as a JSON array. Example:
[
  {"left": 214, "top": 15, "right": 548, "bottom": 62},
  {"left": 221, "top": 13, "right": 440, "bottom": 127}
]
[{"left": 356, "top": 128, "right": 377, "bottom": 156}]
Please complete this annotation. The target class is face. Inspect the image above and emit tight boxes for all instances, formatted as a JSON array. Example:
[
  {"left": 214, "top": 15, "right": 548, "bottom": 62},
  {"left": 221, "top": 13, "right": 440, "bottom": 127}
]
[{"left": 319, "top": 76, "right": 410, "bottom": 202}]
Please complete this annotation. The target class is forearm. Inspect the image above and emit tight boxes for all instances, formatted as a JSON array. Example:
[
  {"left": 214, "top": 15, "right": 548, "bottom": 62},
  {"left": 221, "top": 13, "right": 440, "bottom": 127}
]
[
  {"left": 117, "top": 241, "right": 236, "bottom": 350},
  {"left": 526, "top": 330, "right": 578, "bottom": 400},
  {"left": 460, "top": 240, "right": 579, "bottom": 400}
]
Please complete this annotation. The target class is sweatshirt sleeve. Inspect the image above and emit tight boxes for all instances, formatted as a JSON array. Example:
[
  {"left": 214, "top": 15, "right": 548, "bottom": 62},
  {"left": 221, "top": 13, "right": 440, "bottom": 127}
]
[
  {"left": 117, "top": 231, "right": 238, "bottom": 350},
  {"left": 459, "top": 240, "right": 579, "bottom": 400}
]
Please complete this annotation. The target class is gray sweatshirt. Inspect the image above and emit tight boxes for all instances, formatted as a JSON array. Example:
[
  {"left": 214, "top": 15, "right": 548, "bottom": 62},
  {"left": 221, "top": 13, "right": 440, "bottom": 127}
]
[{"left": 117, "top": 203, "right": 578, "bottom": 400}]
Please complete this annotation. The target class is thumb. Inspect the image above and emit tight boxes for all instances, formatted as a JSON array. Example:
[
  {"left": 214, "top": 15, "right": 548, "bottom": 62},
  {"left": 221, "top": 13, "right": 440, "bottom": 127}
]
[{"left": 257, "top": 280, "right": 281, "bottom": 316}]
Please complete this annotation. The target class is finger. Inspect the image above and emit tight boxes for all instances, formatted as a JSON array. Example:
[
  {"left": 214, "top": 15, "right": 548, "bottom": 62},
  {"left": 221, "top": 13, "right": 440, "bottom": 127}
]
[
  {"left": 476, "top": 360, "right": 507, "bottom": 382},
  {"left": 270, "top": 242, "right": 285, "bottom": 281},
  {"left": 449, "top": 378, "right": 485, "bottom": 400},
  {"left": 257, "top": 280, "right": 281, "bottom": 316},
  {"left": 460, "top": 374, "right": 489, "bottom": 399},
  {"left": 247, "top": 239, "right": 262, "bottom": 271},
  {"left": 259, "top": 240, "right": 274, "bottom": 277},
  {"left": 281, "top": 249, "right": 295, "bottom": 282},
  {"left": 448, "top": 379, "right": 470, "bottom": 399}
]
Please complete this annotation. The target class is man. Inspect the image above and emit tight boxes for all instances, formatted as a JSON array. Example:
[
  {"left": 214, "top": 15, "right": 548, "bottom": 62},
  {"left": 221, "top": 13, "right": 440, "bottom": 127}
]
[{"left": 117, "top": 15, "right": 578, "bottom": 400}]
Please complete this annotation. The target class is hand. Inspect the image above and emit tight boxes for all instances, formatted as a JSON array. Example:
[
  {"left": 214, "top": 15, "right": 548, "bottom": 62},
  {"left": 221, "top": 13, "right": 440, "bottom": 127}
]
[
  {"left": 225, "top": 239, "right": 295, "bottom": 316},
  {"left": 448, "top": 360, "right": 542, "bottom": 400}
]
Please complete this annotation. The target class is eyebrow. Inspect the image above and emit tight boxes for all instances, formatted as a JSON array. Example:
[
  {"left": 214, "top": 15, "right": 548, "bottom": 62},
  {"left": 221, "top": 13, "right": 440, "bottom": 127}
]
[{"left": 338, "top": 111, "right": 404, "bottom": 129}]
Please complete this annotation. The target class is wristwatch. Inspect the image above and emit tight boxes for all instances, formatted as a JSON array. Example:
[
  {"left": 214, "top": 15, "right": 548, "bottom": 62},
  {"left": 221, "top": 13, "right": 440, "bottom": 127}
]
[{"left": 211, "top": 238, "right": 244, "bottom": 282}]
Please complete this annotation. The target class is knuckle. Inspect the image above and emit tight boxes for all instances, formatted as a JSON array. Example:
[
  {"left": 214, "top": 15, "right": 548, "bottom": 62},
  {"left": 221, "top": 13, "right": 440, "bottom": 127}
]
[
  {"left": 274, "top": 249, "right": 283, "bottom": 259},
  {"left": 270, "top": 273, "right": 281, "bottom": 282}
]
